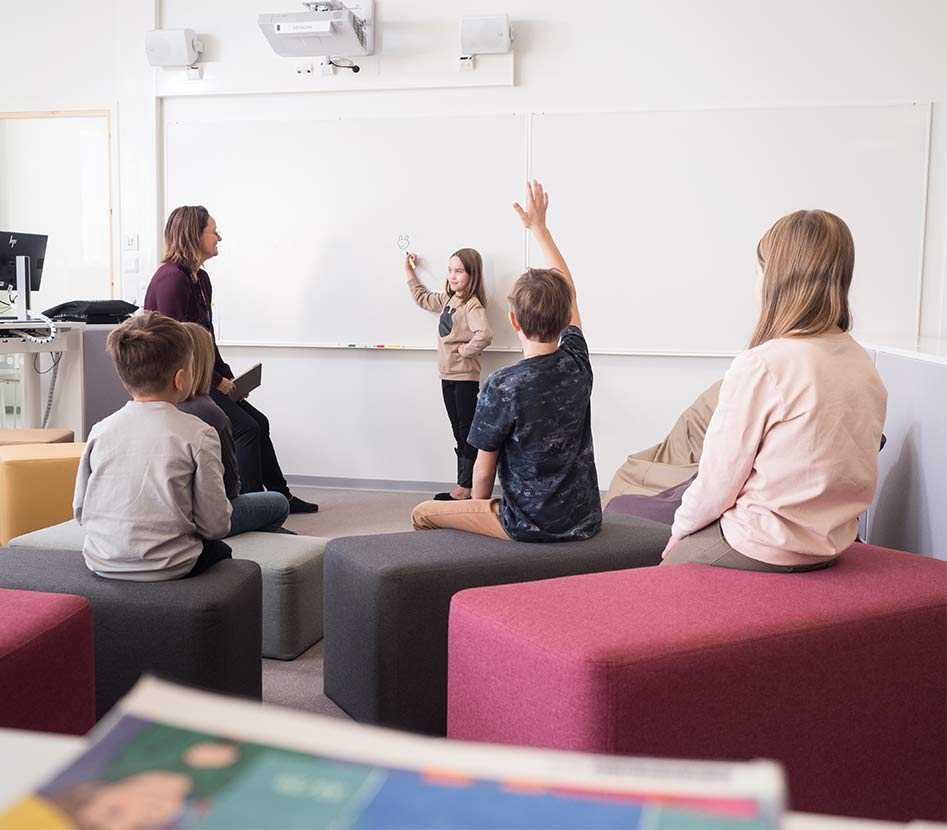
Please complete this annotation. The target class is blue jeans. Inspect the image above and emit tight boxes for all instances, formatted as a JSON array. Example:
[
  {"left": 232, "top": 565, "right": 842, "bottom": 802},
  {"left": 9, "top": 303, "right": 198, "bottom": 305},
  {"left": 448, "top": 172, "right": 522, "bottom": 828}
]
[{"left": 228, "top": 492, "right": 290, "bottom": 537}]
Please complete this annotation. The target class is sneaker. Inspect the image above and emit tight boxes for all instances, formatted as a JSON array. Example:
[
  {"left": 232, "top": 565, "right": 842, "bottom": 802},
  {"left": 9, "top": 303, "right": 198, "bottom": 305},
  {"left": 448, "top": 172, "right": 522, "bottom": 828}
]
[{"left": 288, "top": 494, "right": 319, "bottom": 514}]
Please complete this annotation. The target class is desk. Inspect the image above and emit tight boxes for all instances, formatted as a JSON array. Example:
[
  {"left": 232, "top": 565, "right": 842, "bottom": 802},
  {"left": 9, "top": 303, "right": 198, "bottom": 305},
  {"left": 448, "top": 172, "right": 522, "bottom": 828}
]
[
  {"left": 0, "top": 322, "right": 129, "bottom": 440},
  {"left": 0, "top": 321, "right": 82, "bottom": 429},
  {"left": 0, "top": 729, "right": 941, "bottom": 827}
]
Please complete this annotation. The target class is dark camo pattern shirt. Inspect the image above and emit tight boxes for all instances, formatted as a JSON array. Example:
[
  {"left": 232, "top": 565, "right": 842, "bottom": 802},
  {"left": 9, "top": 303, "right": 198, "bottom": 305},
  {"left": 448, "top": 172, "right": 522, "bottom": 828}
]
[{"left": 468, "top": 326, "right": 602, "bottom": 542}]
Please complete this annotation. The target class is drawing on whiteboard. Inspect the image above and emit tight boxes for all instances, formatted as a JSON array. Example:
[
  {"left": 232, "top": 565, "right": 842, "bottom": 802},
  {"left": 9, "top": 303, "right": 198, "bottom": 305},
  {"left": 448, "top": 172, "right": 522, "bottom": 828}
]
[{"left": 397, "top": 234, "right": 410, "bottom": 251}]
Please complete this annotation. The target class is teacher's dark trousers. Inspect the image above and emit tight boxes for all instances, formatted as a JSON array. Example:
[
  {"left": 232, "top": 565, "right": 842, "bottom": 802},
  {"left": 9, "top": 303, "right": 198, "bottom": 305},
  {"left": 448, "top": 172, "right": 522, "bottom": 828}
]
[{"left": 211, "top": 390, "right": 290, "bottom": 496}]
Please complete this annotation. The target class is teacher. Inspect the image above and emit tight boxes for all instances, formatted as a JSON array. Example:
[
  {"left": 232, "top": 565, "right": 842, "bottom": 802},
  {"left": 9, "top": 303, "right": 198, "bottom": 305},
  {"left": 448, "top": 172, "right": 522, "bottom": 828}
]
[{"left": 144, "top": 206, "right": 318, "bottom": 514}]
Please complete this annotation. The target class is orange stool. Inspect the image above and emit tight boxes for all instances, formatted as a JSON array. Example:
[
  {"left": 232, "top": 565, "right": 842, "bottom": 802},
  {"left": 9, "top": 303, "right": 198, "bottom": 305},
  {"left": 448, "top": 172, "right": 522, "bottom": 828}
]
[
  {"left": 0, "top": 428, "right": 74, "bottom": 446},
  {"left": 0, "top": 443, "right": 85, "bottom": 544}
]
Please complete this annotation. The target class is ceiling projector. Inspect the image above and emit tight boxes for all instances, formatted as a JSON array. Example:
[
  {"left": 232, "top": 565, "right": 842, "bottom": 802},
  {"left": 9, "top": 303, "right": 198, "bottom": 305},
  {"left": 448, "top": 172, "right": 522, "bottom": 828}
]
[{"left": 258, "top": 1, "right": 375, "bottom": 58}]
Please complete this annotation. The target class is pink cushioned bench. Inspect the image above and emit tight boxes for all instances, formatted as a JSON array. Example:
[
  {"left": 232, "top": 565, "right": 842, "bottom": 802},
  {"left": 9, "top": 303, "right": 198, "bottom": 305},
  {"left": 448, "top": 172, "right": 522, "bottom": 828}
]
[
  {"left": 447, "top": 543, "right": 947, "bottom": 822},
  {"left": 0, "top": 588, "right": 95, "bottom": 735}
]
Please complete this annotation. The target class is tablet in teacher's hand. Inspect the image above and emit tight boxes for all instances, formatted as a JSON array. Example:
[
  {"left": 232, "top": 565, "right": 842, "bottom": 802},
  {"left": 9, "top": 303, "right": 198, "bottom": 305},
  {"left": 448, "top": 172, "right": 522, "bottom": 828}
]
[{"left": 231, "top": 363, "right": 262, "bottom": 401}]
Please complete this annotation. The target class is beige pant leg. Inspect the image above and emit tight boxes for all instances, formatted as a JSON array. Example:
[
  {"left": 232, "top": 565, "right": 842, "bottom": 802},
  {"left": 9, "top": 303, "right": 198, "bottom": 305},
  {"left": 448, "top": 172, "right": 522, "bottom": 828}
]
[
  {"left": 661, "top": 521, "right": 737, "bottom": 566},
  {"left": 662, "top": 521, "right": 836, "bottom": 573},
  {"left": 411, "top": 498, "right": 509, "bottom": 540}
]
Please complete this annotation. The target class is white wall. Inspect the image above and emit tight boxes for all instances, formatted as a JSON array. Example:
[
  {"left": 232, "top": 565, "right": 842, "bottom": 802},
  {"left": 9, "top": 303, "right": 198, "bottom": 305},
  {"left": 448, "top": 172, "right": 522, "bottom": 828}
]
[
  {"left": 0, "top": 0, "right": 160, "bottom": 302},
  {"left": 869, "top": 349, "right": 947, "bottom": 560},
  {"left": 0, "top": 115, "right": 112, "bottom": 310},
  {"left": 4, "top": 0, "right": 947, "bottom": 490}
]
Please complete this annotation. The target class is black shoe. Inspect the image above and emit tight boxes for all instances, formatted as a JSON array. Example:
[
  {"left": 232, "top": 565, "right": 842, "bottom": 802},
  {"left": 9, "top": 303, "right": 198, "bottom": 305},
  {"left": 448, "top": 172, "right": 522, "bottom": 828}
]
[
  {"left": 288, "top": 494, "right": 319, "bottom": 514},
  {"left": 433, "top": 492, "right": 471, "bottom": 501}
]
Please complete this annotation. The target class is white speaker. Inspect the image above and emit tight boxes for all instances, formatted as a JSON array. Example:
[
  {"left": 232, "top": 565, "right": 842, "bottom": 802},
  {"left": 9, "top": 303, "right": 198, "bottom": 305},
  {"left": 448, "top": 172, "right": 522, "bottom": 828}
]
[
  {"left": 460, "top": 14, "right": 512, "bottom": 56},
  {"left": 145, "top": 29, "right": 204, "bottom": 67}
]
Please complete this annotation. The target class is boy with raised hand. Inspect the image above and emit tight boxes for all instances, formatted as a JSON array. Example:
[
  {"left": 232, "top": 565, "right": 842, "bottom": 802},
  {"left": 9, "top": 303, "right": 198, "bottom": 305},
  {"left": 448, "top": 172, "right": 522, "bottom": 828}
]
[
  {"left": 74, "top": 311, "right": 233, "bottom": 580},
  {"left": 412, "top": 180, "right": 602, "bottom": 541}
]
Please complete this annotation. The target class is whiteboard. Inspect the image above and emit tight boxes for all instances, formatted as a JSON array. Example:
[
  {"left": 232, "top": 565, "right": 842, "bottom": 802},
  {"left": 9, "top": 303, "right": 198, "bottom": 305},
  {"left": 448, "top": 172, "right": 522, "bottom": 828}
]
[
  {"left": 164, "top": 104, "right": 927, "bottom": 353},
  {"left": 164, "top": 114, "right": 527, "bottom": 349},
  {"left": 530, "top": 105, "right": 928, "bottom": 353},
  {"left": 0, "top": 114, "right": 112, "bottom": 311}
]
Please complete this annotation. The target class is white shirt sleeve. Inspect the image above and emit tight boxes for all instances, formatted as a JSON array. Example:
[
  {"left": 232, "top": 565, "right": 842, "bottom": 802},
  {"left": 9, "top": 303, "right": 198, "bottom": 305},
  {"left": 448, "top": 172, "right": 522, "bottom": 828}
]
[
  {"left": 192, "top": 428, "right": 233, "bottom": 540},
  {"left": 73, "top": 430, "right": 96, "bottom": 525},
  {"left": 671, "top": 351, "right": 783, "bottom": 538}
]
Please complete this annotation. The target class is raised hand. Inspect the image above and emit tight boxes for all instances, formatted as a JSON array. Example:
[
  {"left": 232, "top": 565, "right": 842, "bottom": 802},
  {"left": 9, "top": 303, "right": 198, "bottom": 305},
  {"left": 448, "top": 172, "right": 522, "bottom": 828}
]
[
  {"left": 404, "top": 251, "right": 420, "bottom": 274},
  {"left": 513, "top": 179, "right": 581, "bottom": 328},
  {"left": 513, "top": 179, "right": 550, "bottom": 231}
]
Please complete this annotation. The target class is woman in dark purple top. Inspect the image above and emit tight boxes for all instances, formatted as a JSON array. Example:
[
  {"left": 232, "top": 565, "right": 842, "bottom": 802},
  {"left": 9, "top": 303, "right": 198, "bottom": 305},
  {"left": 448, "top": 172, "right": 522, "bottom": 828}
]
[{"left": 145, "top": 206, "right": 317, "bottom": 514}]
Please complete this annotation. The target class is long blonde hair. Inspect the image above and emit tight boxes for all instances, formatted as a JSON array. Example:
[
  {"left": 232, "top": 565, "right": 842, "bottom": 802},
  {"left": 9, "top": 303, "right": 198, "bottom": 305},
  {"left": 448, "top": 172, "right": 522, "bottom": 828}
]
[
  {"left": 181, "top": 322, "right": 215, "bottom": 399},
  {"left": 749, "top": 210, "right": 854, "bottom": 349},
  {"left": 163, "top": 206, "right": 210, "bottom": 277},
  {"left": 447, "top": 248, "right": 487, "bottom": 306}
]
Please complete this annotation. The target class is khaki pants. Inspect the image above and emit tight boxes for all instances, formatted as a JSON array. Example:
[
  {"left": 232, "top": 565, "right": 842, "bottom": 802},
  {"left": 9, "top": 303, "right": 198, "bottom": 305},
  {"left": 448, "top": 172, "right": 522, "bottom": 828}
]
[
  {"left": 605, "top": 380, "right": 722, "bottom": 503},
  {"left": 661, "top": 520, "right": 837, "bottom": 573},
  {"left": 411, "top": 498, "right": 509, "bottom": 540}
]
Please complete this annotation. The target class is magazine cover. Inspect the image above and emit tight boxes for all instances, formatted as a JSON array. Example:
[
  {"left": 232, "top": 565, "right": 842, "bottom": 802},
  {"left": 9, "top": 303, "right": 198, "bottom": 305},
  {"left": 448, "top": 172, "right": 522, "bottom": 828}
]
[{"left": 1, "top": 678, "right": 785, "bottom": 829}]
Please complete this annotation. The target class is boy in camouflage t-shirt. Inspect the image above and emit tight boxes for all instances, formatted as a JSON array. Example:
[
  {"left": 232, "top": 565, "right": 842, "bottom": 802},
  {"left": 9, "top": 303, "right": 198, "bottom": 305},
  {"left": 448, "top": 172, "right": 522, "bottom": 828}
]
[{"left": 411, "top": 180, "right": 602, "bottom": 542}]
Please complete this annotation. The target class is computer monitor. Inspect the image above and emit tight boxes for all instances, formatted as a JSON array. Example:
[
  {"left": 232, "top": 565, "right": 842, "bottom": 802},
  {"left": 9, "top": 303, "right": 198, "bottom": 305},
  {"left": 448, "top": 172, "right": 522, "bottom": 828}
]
[{"left": 0, "top": 232, "right": 47, "bottom": 292}]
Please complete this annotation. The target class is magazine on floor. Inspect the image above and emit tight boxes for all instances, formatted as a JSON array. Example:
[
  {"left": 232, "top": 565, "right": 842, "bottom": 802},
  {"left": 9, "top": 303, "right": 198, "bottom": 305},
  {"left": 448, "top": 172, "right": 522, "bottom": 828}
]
[{"left": 0, "top": 677, "right": 785, "bottom": 829}]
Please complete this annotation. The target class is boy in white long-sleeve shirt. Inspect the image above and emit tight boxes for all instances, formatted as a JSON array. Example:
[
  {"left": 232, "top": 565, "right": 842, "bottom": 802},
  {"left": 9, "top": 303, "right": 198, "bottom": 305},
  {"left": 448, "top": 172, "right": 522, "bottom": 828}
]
[{"left": 74, "top": 311, "right": 232, "bottom": 580}]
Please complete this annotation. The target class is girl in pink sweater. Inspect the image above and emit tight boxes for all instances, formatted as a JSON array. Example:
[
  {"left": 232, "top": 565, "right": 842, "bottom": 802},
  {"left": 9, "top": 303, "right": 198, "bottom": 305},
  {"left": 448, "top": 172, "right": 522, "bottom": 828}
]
[{"left": 663, "top": 210, "right": 887, "bottom": 572}]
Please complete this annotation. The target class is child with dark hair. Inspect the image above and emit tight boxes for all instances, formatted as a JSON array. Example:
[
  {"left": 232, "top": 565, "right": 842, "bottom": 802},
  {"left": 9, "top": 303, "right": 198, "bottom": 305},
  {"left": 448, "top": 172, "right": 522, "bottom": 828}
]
[
  {"left": 412, "top": 181, "right": 601, "bottom": 541},
  {"left": 74, "top": 311, "right": 232, "bottom": 580}
]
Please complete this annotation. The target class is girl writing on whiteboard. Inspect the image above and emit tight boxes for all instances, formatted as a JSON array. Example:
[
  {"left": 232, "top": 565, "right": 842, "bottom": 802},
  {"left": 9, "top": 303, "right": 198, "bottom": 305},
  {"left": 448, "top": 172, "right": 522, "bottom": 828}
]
[{"left": 404, "top": 249, "right": 493, "bottom": 500}]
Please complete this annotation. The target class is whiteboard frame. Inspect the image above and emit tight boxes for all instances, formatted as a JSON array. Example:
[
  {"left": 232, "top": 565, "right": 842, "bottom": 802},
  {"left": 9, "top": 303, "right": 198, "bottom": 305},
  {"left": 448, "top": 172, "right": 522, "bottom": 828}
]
[
  {"left": 166, "top": 100, "right": 932, "bottom": 358},
  {"left": 213, "top": 338, "right": 742, "bottom": 359},
  {"left": 915, "top": 100, "right": 934, "bottom": 347}
]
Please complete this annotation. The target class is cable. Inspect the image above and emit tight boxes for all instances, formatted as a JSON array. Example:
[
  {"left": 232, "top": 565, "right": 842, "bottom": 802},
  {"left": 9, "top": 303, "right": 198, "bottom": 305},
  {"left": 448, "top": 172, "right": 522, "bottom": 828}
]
[
  {"left": 41, "top": 353, "right": 61, "bottom": 429},
  {"left": 328, "top": 57, "right": 360, "bottom": 73},
  {"left": 33, "top": 350, "right": 63, "bottom": 375},
  {"left": 8, "top": 312, "right": 57, "bottom": 345}
]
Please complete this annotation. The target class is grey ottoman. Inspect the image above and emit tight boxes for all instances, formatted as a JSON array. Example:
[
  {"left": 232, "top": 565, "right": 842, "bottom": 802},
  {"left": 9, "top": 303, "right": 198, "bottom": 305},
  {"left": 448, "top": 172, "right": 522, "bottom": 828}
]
[
  {"left": 0, "top": 547, "right": 261, "bottom": 719},
  {"left": 10, "top": 521, "right": 327, "bottom": 660},
  {"left": 323, "top": 514, "right": 671, "bottom": 736},
  {"left": 229, "top": 532, "right": 326, "bottom": 659}
]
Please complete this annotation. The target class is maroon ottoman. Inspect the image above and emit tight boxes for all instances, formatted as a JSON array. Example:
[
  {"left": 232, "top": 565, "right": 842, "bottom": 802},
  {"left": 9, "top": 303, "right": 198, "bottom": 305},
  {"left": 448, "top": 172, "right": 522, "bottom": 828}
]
[
  {"left": 0, "top": 588, "right": 95, "bottom": 735},
  {"left": 447, "top": 544, "right": 947, "bottom": 822}
]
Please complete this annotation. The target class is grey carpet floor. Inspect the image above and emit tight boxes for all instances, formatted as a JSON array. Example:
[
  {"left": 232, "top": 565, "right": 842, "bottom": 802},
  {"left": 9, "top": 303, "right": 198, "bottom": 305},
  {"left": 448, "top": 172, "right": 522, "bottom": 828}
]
[
  {"left": 263, "top": 486, "right": 430, "bottom": 719},
  {"left": 283, "top": 485, "right": 424, "bottom": 538}
]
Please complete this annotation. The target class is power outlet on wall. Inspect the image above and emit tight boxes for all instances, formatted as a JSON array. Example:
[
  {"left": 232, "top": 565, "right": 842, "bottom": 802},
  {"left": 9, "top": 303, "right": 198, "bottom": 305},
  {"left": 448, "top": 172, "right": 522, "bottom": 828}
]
[
  {"left": 296, "top": 62, "right": 313, "bottom": 76},
  {"left": 318, "top": 57, "right": 335, "bottom": 77}
]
